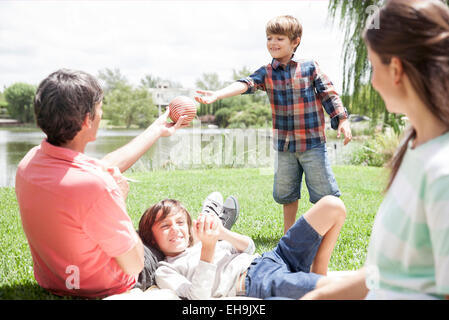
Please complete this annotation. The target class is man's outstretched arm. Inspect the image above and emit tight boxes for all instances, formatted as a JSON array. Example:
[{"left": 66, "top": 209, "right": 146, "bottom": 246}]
[{"left": 102, "top": 108, "right": 186, "bottom": 173}]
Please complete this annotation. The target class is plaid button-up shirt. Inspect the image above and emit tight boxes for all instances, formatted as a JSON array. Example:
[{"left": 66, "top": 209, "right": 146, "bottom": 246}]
[{"left": 238, "top": 57, "right": 348, "bottom": 152}]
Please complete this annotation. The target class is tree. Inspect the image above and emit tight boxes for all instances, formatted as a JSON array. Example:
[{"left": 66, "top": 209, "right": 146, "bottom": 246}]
[
  {"left": 195, "top": 72, "right": 226, "bottom": 116},
  {"left": 231, "top": 66, "right": 268, "bottom": 105},
  {"left": 327, "top": 0, "right": 449, "bottom": 132},
  {"left": 214, "top": 108, "right": 232, "bottom": 127},
  {"left": 98, "top": 68, "right": 128, "bottom": 93},
  {"left": 140, "top": 74, "right": 182, "bottom": 89},
  {"left": 4, "top": 83, "right": 36, "bottom": 123},
  {"left": 104, "top": 84, "right": 158, "bottom": 128},
  {"left": 0, "top": 90, "right": 8, "bottom": 117},
  {"left": 195, "top": 67, "right": 269, "bottom": 117},
  {"left": 228, "top": 103, "right": 271, "bottom": 128},
  {"left": 98, "top": 68, "right": 158, "bottom": 128},
  {"left": 327, "top": 1, "right": 386, "bottom": 126}
]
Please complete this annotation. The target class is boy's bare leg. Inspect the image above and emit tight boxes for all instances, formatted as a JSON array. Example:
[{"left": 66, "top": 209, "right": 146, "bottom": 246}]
[
  {"left": 283, "top": 200, "right": 298, "bottom": 234},
  {"left": 302, "top": 196, "right": 346, "bottom": 275}
]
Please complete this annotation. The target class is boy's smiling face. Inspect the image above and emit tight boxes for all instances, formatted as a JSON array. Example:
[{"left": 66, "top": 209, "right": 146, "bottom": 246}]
[
  {"left": 151, "top": 209, "right": 191, "bottom": 257},
  {"left": 266, "top": 33, "right": 301, "bottom": 65}
]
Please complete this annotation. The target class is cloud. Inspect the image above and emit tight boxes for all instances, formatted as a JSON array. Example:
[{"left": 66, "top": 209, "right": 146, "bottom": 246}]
[{"left": 0, "top": 0, "right": 344, "bottom": 92}]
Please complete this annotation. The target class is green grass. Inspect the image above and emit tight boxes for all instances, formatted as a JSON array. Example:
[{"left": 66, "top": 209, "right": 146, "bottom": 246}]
[{"left": 0, "top": 166, "right": 386, "bottom": 299}]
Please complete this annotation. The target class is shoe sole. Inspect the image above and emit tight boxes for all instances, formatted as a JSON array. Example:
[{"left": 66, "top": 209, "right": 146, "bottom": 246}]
[{"left": 223, "top": 195, "right": 239, "bottom": 228}]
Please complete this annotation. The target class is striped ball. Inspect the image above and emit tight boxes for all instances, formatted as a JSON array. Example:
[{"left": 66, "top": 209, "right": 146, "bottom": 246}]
[{"left": 168, "top": 96, "right": 197, "bottom": 125}]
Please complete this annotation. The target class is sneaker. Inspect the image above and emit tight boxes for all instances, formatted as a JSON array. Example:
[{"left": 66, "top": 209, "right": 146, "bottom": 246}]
[
  {"left": 201, "top": 192, "right": 224, "bottom": 217},
  {"left": 221, "top": 196, "right": 240, "bottom": 230}
]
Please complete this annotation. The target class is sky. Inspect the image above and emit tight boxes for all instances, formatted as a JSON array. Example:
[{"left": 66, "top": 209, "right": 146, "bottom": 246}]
[{"left": 0, "top": 0, "right": 345, "bottom": 92}]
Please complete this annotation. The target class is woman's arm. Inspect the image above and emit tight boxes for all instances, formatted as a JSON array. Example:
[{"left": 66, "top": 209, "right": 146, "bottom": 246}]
[{"left": 301, "top": 268, "right": 369, "bottom": 300}]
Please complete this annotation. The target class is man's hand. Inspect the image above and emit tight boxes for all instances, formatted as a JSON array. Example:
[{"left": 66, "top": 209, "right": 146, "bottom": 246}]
[
  {"left": 337, "top": 118, "right": 352, "bottom": 145},
  {"left": 154, "top": 107, "right": 189, "bottom": 137},
  {"left": 195, "top": 90, "right": 219, "bottom": 104},
  {"left": 107, "top": 166, "right": 129, "bottom": 200}
]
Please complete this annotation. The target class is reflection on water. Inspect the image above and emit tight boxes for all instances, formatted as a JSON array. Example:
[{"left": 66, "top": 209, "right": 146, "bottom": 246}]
[{"left": 0, "top": 128, "right": 357, "bottom": 187}]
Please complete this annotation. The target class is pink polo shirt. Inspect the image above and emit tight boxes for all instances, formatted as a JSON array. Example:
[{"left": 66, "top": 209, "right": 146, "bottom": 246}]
[{"left": 15, "top": 140, "right": 139, "bottom": 298}]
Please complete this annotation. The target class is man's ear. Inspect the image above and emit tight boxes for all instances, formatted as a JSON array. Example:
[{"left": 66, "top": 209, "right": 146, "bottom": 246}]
[
  {"left": 82, "top": 113, "right": 92, "bottom": 128},
  {"left": 390, "top": 57, "right": 404, "bottom": 85}
]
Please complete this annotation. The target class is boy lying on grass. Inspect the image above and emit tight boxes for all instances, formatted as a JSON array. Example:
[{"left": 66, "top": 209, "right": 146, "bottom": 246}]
[{"left": 137, "top": 192, "right": 347, "bottom": 299}]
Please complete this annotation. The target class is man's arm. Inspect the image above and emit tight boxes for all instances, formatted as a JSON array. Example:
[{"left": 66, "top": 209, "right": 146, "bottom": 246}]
[
  {"left": 101, "top": 107, "right": 185, "bottom": 173},
  {"left": 114, "top": 236, "right": 145, "bottom": 276},
  {"left": 195, "top": 82, "right": 248, "bottom": 105}
]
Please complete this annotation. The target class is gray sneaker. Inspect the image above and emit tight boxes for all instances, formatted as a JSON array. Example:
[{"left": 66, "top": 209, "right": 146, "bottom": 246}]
[
  {"left": 221, "top": 196, "right": 240, "bottom": 230},
  {"left": 201, "top": 192, "right": 224, "bottom": 217}
]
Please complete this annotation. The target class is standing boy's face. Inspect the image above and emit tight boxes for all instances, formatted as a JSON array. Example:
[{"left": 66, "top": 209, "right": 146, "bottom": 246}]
[
  {"left": 266, "top": 33, "right": 300, "bottom": 63},
  {"left": 151, "top": 209, "right": 190, "bottom": 257}
]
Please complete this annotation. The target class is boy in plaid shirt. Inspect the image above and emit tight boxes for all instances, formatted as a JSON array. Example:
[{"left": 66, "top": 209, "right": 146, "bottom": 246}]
[{"left": 196, "top": 15, "right": 352, "bottom": 234}]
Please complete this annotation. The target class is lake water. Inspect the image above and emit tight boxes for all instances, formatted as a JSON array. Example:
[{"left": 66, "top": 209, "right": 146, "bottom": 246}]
[{"left": 0, "top": 127, "right": 357, "bottom": 187}]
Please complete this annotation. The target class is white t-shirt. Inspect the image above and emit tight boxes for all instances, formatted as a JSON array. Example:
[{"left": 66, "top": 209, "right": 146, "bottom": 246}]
[{"left": 155, "top": 239, "right": 259, "bottom": 299}]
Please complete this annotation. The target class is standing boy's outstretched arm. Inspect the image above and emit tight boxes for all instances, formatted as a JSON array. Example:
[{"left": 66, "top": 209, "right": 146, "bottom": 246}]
[{"left": 195, "top": 82, "right": 248, "bottom": 104}]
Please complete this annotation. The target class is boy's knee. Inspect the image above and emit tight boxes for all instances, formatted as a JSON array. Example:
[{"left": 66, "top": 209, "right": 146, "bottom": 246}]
[{"left": 320, "top": 195, "right": 346, "bottom": 221}]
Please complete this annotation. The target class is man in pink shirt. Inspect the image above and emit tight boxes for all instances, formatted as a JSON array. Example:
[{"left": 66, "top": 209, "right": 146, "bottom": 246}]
[{"left": 15, "top": 69, "right": 186, "bottom": 298}]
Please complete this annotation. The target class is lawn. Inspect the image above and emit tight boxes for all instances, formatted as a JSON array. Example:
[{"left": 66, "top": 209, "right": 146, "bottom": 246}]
[{"left": 0, "top": 165, "right": 387, "bottom": 299}]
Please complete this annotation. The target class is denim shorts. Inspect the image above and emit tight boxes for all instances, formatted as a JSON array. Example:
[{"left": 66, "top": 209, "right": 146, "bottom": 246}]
[
  {"left": 273, "top": 143, "right": 340, "bottom": 204},
  {"left": 245, "top": 216, "right": 323, "bottom": 299}
]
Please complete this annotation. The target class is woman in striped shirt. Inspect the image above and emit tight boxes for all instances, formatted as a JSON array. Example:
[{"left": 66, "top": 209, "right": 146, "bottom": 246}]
[{"left": 302, "top": 0, "right": 449, "bottom": 300}]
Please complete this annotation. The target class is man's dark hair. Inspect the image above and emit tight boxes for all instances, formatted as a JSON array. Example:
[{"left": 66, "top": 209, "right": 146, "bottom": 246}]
[{"left": 34, "top": 69, "right": 104, "bottom": 146}]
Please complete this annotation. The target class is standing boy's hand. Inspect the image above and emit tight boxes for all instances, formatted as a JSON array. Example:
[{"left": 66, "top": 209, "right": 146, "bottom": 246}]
[
  {"left": 195, "top": 90, "right": 219, "bottom": 104},
  {"left": 337, "top": 118, "right": 352, "bottom": 145}
]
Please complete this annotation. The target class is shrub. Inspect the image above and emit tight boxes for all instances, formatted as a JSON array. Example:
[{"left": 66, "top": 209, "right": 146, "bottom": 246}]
[
  {"left": 225, "top": 103, "right": 271, "bottom": 128},
  {"left": 214, "top": 108, "right": 232, "bottom": 127},
  {"left": 4, "top": 83, "right": 36, "bottom": 123},
  {"left": 350, "top": 129, "right": 400, "bottom": 167}
]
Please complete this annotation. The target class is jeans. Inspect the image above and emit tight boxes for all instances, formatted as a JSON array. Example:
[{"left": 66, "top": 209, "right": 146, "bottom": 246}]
[
  {"left": 245, "top": 216, "right": 323, "bottom": 299},
  {"left": 273, "top": 143, "right": 341, "bottom": 204}
]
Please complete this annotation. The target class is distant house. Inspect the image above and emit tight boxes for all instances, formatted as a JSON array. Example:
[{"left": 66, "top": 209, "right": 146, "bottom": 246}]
[{"left": 148, "top": 82, "right": 196, "bottom": 115}]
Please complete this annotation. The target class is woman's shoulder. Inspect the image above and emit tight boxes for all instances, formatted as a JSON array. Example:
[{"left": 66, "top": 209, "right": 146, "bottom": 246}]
[{"left": 421, "top": 132, "right": 449, "bottom": 184}]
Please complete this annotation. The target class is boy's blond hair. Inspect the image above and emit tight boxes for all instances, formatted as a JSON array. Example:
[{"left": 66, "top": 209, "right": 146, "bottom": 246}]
[{"left": 266, "top": 15, "right": 302, "bottom": 51}]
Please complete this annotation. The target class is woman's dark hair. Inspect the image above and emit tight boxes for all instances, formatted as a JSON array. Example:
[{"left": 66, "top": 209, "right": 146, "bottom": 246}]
[
  {"left": 363, "top": 0, "right": 449, "bottom": 191},
  {"left": 138, "top": 199, "right": 194, "bottom": 250},
  {"left": 34, "top": 69, "right": 104, "bottom": 146}
]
